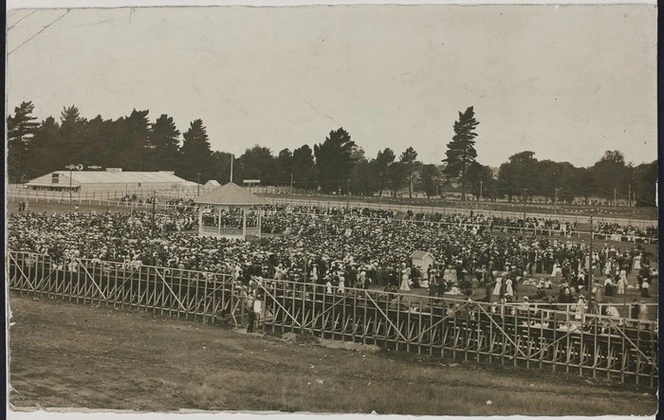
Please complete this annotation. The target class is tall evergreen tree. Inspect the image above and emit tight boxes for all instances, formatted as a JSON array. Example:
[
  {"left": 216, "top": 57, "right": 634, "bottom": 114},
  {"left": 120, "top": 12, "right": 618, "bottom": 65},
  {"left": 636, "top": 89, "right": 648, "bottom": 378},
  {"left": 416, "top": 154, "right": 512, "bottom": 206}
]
[
  {"left": 373, "top": 148, "right": 395, "bottom": 197},
  {"left": 387, "top": 161, "right": 407, "bottom": 196},
  {"left": 589, "top": 150, "right": 630, "bottom": 201},
  {"left": 351, "top": 155, "right": 379, "bottom": 196},
  {"left": 26, "top": 116, "right": 61, "bottom": 178},
  {"left": 59, "top": 105, "right": 89, "bottom": 165},
  {"left": 496, "top": 151, "right": 538, "bottom": 202},
  {"left": 85, "top": 115, "right": 116, "bottom": 168},
  {"left": 417, "top": 164, "right": 443, "bottom": 198},
  {"left": 465, "top": 162, "right": 495, "bottom": 200},
  {"left": 442, "top": 106, "right": 479, "bottom": 200},
  {"left": 313, "top": 128, "right": 356, "bottom": 194},
  {"left": 292, "top": 145, "right": 316, "bottom": 190},
  {"left": 148, "top": 114, "right": 181, "bottom": 171},
  {"left": 7, "top": 101, "right": 40, "bottom": 183},
  {"left": 111, "top": 109, "right": 151, "bottom": 171},
  {"left": 179, "top": 119, "right": 213, "bottom": 182},
  {"left": 399, "top": 146, "right": 420, "bottom": 198},
  {"left": 276, "top": 148, "right": 293, "bottom": 185},
  {"left": 235, "top": 145, "right": 278, "bottom": 185}
]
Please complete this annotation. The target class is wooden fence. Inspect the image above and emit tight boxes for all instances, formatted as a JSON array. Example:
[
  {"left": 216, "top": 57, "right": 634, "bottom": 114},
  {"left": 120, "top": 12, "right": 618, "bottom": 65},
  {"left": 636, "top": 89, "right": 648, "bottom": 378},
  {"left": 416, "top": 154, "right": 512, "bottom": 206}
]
[
  {"left": 7, "top": 251, "right": 248, "bottom": 326},
  {"left": 6, "top": 251, "right": 658, "bottom": 387},
  {"left": 258, "top": 280, "right": 658, "bottom": 387}
]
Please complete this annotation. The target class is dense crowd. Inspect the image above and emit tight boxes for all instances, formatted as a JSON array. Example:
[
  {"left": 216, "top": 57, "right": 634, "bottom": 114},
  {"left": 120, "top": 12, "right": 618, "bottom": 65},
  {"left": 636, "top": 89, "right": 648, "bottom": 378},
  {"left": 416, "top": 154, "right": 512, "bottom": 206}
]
[
  {"left": 403, "top": 210, "right": 577, "bottom": 233},
  {"left": 594, "top": 222, "right": 658, "bottom": 239},
  {"left": 9, "top": 205, "right": 656, "bottom": 308}
]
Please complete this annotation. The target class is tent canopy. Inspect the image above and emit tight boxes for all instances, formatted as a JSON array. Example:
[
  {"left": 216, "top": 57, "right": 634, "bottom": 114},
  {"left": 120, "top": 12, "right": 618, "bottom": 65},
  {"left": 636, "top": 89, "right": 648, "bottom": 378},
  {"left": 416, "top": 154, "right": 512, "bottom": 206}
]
[{"left": 193, "top": 182, "right": 268, "bottom": 206}]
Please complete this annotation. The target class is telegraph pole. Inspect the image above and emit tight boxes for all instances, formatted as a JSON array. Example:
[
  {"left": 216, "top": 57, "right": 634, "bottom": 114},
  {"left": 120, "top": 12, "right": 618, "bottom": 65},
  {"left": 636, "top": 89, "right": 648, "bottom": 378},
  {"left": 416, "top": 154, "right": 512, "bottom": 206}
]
[
  {"left": 628, "top": 184, "right": 631, "bottom": 207},
  {"left": 65, "top": 164, "right": 82, "bottom": 204},
  {"left": 290, "top": 173, "right": 294, "bottom": 201},
  {"left": 614, "top": 188, "right": 617, "bottom": 208},
  {"left": 588, "top": 216, "right": 594, "bottom": 307},
  {"left": 197, "top": 172, "right": 201, "bottom": 196},
  {"left": 230, "top": 155, "right": 234, "bottom": 183},
  {"left": 479, "top": 180, "right": 483, "bottom": 201},
  {"left": 522, "top": 188, "right": 527, "bottom": 225},
  {"left": 554, "top": 188, "right": 558, "bottom": 215},
  {"left": 633, "top": 190, "right": 636, "bottom": 215},
  {"left": 346, "top": 178, "right": 351, "bottom": 210},
  {"left": 151, "top": 190, "right": 156, "bottom": 266}
]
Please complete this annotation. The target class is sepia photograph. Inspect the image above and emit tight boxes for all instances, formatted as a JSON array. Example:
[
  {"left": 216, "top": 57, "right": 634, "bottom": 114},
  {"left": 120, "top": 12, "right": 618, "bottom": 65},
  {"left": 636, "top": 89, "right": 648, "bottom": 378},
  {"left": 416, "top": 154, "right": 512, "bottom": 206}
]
[{"left": 5, "top": 0, "right": 659, "bottom": 418}]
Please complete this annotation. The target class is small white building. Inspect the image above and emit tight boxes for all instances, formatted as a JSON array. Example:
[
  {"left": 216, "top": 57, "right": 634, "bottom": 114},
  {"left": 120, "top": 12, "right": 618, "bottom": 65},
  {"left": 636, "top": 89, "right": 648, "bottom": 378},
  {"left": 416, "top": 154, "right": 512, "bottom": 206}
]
[{"left": 205, "top": 180, "right": 221, "bottom": 189}]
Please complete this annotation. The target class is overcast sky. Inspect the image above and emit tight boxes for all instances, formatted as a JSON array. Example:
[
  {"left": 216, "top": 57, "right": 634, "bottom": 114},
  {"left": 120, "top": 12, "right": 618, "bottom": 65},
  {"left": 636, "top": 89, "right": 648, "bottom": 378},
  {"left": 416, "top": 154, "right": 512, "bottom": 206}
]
[{"left": 6, "top": 4, "right": 657, "bottom": 168}]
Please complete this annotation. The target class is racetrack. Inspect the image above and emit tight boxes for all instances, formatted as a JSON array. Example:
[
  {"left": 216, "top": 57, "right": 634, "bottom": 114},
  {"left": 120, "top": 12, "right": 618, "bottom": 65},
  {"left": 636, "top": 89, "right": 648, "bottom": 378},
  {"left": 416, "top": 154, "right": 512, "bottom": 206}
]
[{"left": 7, "top": 294, "right": 657, "bottom": 416}]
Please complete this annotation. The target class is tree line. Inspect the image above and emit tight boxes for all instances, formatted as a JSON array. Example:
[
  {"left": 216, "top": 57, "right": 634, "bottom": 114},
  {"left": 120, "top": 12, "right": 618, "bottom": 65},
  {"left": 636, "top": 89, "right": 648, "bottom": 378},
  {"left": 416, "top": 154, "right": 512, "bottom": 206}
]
[{"left": 7, "top": 101, "right": 657, "bottom": 206}]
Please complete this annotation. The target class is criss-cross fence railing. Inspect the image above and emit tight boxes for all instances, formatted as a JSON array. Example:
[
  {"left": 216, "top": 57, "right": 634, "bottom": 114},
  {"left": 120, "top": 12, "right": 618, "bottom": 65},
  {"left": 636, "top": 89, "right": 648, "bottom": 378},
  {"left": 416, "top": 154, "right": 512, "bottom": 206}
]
[
  {"left": 6, "top": 251, "right": 658, "bottom": 386},
  {"left": 257, "top": 279, "right": 658, "bottom": 387},
  {"left": 6, "top": 251, "right": 248, "bottom": 326}
]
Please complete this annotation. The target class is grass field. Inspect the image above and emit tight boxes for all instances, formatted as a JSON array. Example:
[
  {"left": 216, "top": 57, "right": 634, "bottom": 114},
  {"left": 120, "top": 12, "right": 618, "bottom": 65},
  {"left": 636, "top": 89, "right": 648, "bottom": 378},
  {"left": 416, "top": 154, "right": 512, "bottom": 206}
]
[{"left": 7, "top": 294, "right": 658, "bottom": 416}]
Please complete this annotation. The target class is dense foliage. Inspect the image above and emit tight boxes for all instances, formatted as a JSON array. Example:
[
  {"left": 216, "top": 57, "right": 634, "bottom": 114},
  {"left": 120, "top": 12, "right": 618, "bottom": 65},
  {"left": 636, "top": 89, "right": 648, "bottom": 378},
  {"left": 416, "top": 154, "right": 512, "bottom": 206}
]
[{"left": 6, "top": 101, "right": 657, "bottom": 206}]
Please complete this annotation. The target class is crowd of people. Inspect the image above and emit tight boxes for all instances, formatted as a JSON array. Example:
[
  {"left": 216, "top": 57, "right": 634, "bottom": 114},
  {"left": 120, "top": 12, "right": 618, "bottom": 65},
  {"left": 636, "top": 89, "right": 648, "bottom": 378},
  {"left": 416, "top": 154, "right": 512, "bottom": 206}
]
[
  {"left": 594, "top": 222, "right": 658, "bottom": 240},
  {"left": 8, "top": 203, "right": 656, "bottom": 312},
  {"left": 403, "top": 210, "right": 577, "bottom": 234}
]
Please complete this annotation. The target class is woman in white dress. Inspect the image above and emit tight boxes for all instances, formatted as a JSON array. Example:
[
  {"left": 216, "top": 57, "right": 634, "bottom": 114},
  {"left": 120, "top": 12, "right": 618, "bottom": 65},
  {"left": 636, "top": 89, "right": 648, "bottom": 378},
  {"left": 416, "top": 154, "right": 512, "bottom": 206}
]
[
  {"left": 618, "top": 267, "right": 627, "bottom": 295},
  {"left": 338, "top": 275, "right": 345, "bottom": 294},
  {"left": 633, "top": 254, "right": 642, "bottom": 272},
  {"left": 311, "top": 264, "right": 318, "bottom": 283},
  {"left": 492, "top": 276, "right": 502, "bottom": 297},
  {"left": 575, "top": 295, "right": 587, "bottom": 321},
  {"left": 399, "top": 264, "right": 410, "bottom": 291},
  {"left": 604, "top": 260, "right": 612, "bottom": 277},
  {"left": 505, "top": 277, "right": 513, "bottom": 297}
]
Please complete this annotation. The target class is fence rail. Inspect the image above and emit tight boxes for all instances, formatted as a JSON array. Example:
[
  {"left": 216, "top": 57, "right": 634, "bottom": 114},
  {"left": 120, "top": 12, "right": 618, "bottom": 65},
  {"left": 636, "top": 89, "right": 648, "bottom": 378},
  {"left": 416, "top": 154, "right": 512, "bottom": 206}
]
[
  {"left": 7, "top": 251, "right": 248, "bottom": 326},
  {"left": 6, "top": 251, "right": 658, "bottom": 386},
  {"left": 260, "top": 278, "right": 658, "bottom": 386}
]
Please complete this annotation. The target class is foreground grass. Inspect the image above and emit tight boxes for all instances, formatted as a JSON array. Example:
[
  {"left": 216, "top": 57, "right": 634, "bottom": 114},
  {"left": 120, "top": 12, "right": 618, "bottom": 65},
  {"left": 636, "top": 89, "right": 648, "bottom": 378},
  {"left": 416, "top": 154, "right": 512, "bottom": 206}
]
[{"left": 8, "top": 294, "right": 657, "bottom": 416}]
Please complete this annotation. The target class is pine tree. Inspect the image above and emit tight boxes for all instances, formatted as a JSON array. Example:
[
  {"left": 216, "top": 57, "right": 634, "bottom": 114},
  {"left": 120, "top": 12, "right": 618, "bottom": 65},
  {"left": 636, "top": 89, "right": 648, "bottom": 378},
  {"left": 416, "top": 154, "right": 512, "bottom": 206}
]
[
  {"left": 313, "top": 128, "right": 356, "bottom": 194},
  {"left": 7, "top": 101, "right": 39, "bottom": 183},
  {"left": 373, "top": 148, "right": 395, "bottom": 197},
  {"left": 417, "top": 164, "right": 442, "bottom": 198},
  {"left": 27, "top": 116, "right": 62, "bottom": 178},
  {"left": 179, "top": 119, "right": 213, "bottom": 182},
  {"left": 292, "top": 145, "right": 316, "bottom": 190},
  {"left": 399, "top": 146, "right": 420, "bottom": 198},
  {"left": 148, "top": 114, "right": 181, "bottom": 171},
  {"left": 59, "top": 105, "right": 88, "bottom": 165},
  {"left": 442, "top": 106, "right": 479, "bottom": 200}
]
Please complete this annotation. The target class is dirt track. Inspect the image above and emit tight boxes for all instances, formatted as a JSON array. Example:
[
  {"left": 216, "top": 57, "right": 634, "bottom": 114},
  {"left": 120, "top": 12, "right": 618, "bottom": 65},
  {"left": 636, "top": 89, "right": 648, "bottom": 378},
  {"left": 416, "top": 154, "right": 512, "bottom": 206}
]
[{"left": 7, "top": 294, "right": 658, "bottom": 416}]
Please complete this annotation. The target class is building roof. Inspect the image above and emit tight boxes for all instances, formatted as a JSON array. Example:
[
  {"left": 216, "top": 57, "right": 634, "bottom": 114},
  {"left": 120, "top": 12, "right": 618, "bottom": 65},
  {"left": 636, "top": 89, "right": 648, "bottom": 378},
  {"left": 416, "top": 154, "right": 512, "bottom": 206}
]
[
  {"left": 205, "top": 180, "right": 221, "bottom": 187},
  {"left": 26, "top": 170, "right": 189, "bottom": 187},
  {"left": 193, "top": 182, "right": 268, "bottom": 206},
  {"left": 411, "top": 250, "right": 434, "bottom": 260}
]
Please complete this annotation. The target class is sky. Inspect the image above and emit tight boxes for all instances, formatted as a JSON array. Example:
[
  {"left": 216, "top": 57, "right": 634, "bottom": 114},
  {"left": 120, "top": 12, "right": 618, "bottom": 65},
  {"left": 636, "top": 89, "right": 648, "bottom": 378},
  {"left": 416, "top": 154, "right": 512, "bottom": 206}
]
[{"left": 6, "top": 2, "right": 658, "bottom": 169}]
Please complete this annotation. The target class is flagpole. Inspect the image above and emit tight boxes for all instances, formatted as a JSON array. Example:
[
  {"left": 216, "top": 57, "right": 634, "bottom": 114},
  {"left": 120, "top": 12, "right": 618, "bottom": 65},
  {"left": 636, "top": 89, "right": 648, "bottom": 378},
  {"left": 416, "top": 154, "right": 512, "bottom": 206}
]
[{"left": 230, "top": 154, "right": 234, "bottom": 183}]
